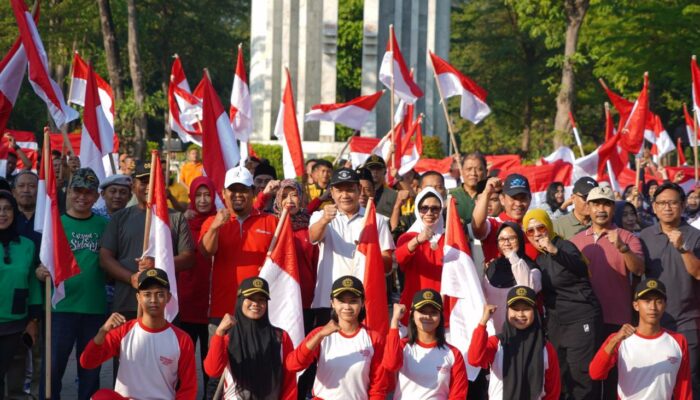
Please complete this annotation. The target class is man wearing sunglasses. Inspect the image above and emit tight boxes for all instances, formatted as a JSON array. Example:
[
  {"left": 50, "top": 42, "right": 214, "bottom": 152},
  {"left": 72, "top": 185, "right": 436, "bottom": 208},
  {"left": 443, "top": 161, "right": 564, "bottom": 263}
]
[
  {"left": 640, "top": 182, "right": 700, "bottom": 398},
  {"left": 553, "top": 177, "right": 598, "bottom": 240}
]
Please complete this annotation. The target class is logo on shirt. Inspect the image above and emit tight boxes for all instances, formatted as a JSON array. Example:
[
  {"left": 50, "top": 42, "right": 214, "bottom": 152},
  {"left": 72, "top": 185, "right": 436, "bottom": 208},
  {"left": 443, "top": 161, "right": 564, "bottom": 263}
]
[
  {"left": 255, "top": 229, "right": 272, "bottom": 235},
  {"left": 160, "top": 356, "right": 174, "bottom": 366},
  {"left": 582, "top": 324, "right": 590, "bottom": 333},
  {"left": 668, "top": 356, "right": 679, "bottom": 365},
  {"left": 359, "top": 349, "right": 371, "bottom": 358}
]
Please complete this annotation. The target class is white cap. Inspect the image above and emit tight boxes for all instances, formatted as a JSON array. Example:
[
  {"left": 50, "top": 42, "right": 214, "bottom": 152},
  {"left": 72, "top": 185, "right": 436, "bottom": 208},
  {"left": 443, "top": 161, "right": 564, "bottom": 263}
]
[{"left": 224, "top": 166, "right": 254, "bottom": 188}]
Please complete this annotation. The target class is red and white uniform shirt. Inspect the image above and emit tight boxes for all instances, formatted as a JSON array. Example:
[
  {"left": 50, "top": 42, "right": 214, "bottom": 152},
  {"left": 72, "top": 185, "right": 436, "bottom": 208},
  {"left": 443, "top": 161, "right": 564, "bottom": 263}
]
[
  {"left": 80, "top": 319, "right": 196, "bottom": 400},
  {"left": 589, "top": 330, "right": 692, "bottom": 400},
  {"left": 286, "top": 326, "right": 385, "bottom": 400},
  {"left": 381, "top": 328, "right": 468, "bottom": 399}
]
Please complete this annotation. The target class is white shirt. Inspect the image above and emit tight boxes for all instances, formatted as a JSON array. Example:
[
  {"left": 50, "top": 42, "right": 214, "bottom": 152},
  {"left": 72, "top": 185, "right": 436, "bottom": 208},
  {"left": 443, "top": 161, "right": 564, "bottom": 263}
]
[{"left": 310, "top": 207, "right": 394, "bottom": 308}]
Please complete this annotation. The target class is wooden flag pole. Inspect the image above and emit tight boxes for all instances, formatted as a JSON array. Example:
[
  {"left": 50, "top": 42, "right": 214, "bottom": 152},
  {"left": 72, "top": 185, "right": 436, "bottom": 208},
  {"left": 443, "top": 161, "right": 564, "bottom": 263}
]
[
  {"left": 42, "top": 130, "right": 52, "bottom": 399},
  {"left": 635, "top": 157, "right": 642, "bottom": 194},
  {"left": 333, "top": 131, "right": 359, "bottom": 166},
  {"left": 678, "top": 137, "right": 682, "bottom": 168},
  {"left": 428, "top": 50, "right": 466, "bottom": 185},
  {"left": 694, "top": 109, "right": 699, "bottom": 183},
  {"left": 138, "top": 151, "right": 158, "bottom": 318},
  {"left": 388, "top": 25, "right": 396, "bottom": 173}
]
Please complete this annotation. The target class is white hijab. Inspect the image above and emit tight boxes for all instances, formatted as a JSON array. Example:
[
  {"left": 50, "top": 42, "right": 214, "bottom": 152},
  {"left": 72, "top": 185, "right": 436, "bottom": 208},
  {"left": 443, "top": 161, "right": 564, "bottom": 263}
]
[{"left": 407, "top": 187, "right": 445, "bottom": 245}]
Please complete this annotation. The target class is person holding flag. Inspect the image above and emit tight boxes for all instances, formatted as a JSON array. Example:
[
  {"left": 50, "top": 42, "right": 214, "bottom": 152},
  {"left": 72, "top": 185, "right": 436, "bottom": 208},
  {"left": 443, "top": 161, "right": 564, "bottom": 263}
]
[{"left": 204, "top": 277, "right": 297, "bottom": 400}]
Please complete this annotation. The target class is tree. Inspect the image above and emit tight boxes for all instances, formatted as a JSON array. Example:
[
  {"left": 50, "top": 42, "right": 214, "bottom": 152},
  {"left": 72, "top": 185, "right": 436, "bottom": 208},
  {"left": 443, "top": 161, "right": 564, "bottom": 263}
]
[
  {"left": 126, "top": 0, "right": 148, "bottom": 158},
  {"left": 97, "top": 0, "right": 123, "bottom": 102}
]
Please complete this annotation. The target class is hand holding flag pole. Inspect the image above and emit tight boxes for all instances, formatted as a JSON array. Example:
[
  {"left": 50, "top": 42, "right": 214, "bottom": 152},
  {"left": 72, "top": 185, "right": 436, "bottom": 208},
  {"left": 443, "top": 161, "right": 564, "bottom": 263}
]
[
  {"left": 137, "top": 151, "right": 158, "bottom": 317},
  {"left": 42, "top": 129, "right": 52, "bottom": 399}
]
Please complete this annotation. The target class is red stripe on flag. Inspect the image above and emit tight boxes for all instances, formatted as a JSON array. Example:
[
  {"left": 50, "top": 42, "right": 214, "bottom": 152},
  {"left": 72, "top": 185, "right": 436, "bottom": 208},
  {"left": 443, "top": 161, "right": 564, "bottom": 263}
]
[
  {"left": 281, "top": 69, "right": 304, "bottom": 177},
  {"left": 358, "top": 200, "right": 388, "bottom": 335}
]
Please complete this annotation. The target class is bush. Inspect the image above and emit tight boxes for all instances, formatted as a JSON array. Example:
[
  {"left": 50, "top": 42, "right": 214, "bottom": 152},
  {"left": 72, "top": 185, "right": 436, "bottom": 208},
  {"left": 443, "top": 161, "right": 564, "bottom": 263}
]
[
  {"left": 422, "top": 136, "right": 446, "bottom": 159},
  {"left": 251, "top": 143, "right": 283, "bottom": 178}
]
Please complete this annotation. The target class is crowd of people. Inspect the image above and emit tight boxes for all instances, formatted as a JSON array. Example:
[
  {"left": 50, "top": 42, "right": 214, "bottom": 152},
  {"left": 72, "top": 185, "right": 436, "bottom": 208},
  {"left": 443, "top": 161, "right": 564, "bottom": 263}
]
[{"left": 0, "top": 144, "right": 699, "bottom": 400}]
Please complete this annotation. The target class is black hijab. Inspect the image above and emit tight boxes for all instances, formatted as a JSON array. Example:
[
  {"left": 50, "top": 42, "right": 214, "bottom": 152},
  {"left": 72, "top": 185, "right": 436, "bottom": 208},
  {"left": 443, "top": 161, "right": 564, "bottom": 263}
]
[
  {"left": 0, "top": 190, "right": 20, "bottom": 264},
  {"left": 227, "top": 294, "right": 283, "bottom": 400},
  {"left": 497, "top": 305, "right": 545, "bottom": 400},
  {"left": 544, "top": 182, "right": 564, "bottom": 212},
  {"left": 485, "top": 222, "right": 538, "bottom": 288}
]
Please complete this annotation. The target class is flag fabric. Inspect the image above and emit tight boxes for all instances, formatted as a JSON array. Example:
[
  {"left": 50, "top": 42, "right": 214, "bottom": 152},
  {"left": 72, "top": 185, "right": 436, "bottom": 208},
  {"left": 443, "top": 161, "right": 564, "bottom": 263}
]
[
  {"left": 442, "top": 196, "right": 489, "bottom": 380},
  {"left": 498, "top": 160, "right": 574, "bottom": 206},
  {"left": 353, "top": 199, "right": 389, "bottom": 335},
  {"left": 600, "top": 79, "right": 657, "bottom": 144},
  {"left": 305, "top": 91, "right": 384, "bottom": 131},
  {"left": 413, "top": 157, "right": 456, "bottom": 188},
  {"left": 143, "top": 151, "right": 179, "bottom": 321},
  {"left": 692, "top": 56, "right": 700, "bottom": 115},
  {"left": 543, "top": 146, "right": 576, "bottom": 165},
  {"left": 273, "top": 69, "right": 304, "bottom": 179},
  {"left": 429, "top": 51, "right": 490, "bottom": 124},
  {"left": 349, "top": 136, "right": 381, "bottom": 168},
  {"left": 68, "top": 52, "right": 115, "bottom": 128},
  {"left": 10, "top": 0, "right": 78, "bottom": 128},
  {"left": 0, "top": 37, "right": 28, "bottom": 135},
  {"left": 573, "top": 108, "right": 624, "bottom": 182},
  {"left": 79, "top": 63, "right": 114, "bottom": 181},
  {"left": 484, "top": 154, "right": 522, "bottom": 171},
  {"left": 685, "top": 103, "right": 698, "bottom": 147},
  {"left": 618, "top": 74, "right": 649, "bottom": 154},
  {"left": 201, "top": 73, "right": 240, "bottom": 191},
  {"left": 258, "top": 212, "right": 304, "bottom": 347},
  {"left": 379, "top": 30, "right": 423, "bottom": 104},
  {"left": 229, "top": 46, "right": 253, "bottom": 143},
  {"left": 168, "top": 56, "right": 203, "bottom": 145},
  {"left": 38, "top": 137, "right": 81, "bottom": 305},
  {"left": 1, "top": 130, "right": 39, "bottom": 171},
  {"left": 397, "top": 115, "right": 423, "bottom": 175},
  {"left": 650, "top": 114, "right": 674, "bottom": 160},
  {"left": 678, "top": 137, "right": 687, "bottom": 166}
]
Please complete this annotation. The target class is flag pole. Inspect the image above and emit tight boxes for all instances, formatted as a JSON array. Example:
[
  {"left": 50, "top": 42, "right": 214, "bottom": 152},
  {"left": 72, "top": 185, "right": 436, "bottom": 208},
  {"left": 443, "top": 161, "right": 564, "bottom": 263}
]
[
  {"left": 138, "top": 151, "right": 158, "bottom": 318},
  {"left": 42, "top": 129, "right": 52, "bottom": 399},
  {"left": 333, "top": 131, "right": 360, "bottom": 167},
  {"left": 388, "top": 25, "right": 396, "bottom": 173},
  {"left": 266, "top": 208, "right": 289, "bottom": 257},
  {"left": 678, "top": 137, "right": 682, "bottom": 168},
  {"left": 694, "top": 109, "right": 699, "bottom": 183},
  {"left": 427, "top": 50, "right": 466, "bottom": 185},
  {"left": 635, "top": 157, "right": 642, "bottom": 194},
  {"left": 568, "top": 111, "right": 586, "bottom": 157}
]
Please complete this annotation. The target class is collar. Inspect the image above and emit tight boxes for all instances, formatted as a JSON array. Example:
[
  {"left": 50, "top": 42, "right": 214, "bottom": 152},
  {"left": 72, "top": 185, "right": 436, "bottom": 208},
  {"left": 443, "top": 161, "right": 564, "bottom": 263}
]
[
  {"left": 498, "top": 212, "right": 521, "bottom": 224},
  {"left": 585, "top": 223, "right": 618, "bottom": 236}
]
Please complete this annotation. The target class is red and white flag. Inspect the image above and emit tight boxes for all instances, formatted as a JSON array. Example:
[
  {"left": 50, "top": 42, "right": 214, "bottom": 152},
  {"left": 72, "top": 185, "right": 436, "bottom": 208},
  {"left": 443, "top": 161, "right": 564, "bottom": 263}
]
[
  {"left": 259, "top": 211, "right": 304, "bottom": 346},
  {"left": 429, "top": 51, "right": 490, "bottom": 124},
  {"left": 38, "top": 137, "right": 80, "bottom": 305},
  {"left": 574, "top": 107, "right": 624, "bottom": 181},
  {"left": 684, "top": 103, "right": 697, "bottom": 147},
  {"left": 201, "top": 73, "right": 239, "bottom": 191},
  {"left": 349, "top": 136, "right": 381, "bottom": 168},
  {"left": 650, "top": 114, "right": 674, "bottom": 160},
  {"left": 678, "top": 137, "right": 687, "bottom": 166},
  {"left": 397, "top": 115, "right": 423, "bottom": 175},
  {"left": 379, "top": 29, "right": 423, "bottom": 104},
  {"left": 229, "top": 46, "right": 253, "bottom": 143},
  {"left": 79, "top": 63, "right": 114, "bottom": 181},
  {"left": 0, "top": 38, "right": 28, "bottom": 135},
  {"left": 353, "top": 199, "right": 389, "bottom": 335},
  {"left": 618, "top": 73, "right": 649, "bottom": 154},
  {"left": 143, "top": 151, "right": 179, "bottom": 321},
  {"left": 305, "top": 91, "right": 384, "bottom": 131},
  {"left": 692, "top": 56, "right": 700, "bottom": 116},
  {"left": 0, "top": 130, "right": 38, "bottom": 172},
  {"left": 10, "top": 0, "right": 78, "bottom": 128},
  {"left": 68, "top": 52, "right": 115, "bottom": 128},
  {"left": 568, "top": 112, "right": 585, "bottom": 150},
  {"left": 442, "top": 196, "right": 489, "bottom": 380},
  {"left": 168, "top": 56, "right": 203, "bottom": 145},
  {"left": 273, "top": 69, "right": 304, "bottom": 179},
  {"left": 601, "top": 78, "right": 658, "bottom": 147}
]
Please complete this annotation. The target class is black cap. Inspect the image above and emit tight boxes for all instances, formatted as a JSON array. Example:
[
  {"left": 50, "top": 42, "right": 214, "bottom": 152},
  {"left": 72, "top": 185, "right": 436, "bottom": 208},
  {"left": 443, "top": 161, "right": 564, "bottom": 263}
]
[
  {"left": 254, "top": 162, "right": 277, "bottom": 179},
  {"left": 506, "top": 286, "right": 537, "bottom": 307},
  {"left": 331, "top": 275, "right": 364, "bottom": 298},
  {"left": 503, "top": 174, "right": 531, "bottom": 197},
  {"left": 132, "top": 160, "right": 152, "bottom": 179},
  {"left": 411, "top": 289, "right": 443, "bottom": 311},
  {"left": 634, "top": 278, "right": 667, "bottom": 300},
  {"left": 138, "top": 269, "right": 170, "bottom": 290},
  {"left": 364, "top": 155, "right": 386, "bottom": 169},
  {"left": 573, "top": 176, "right": 598, "bottom": 197},
  {"left": 330, "top": 168, "right": 359, "bottom": 186},
  {"left": 356, "top": 167, "right": 374, "bottom": 183},
  {"left": 237, "top": 277, "right": 271, "bottom": 300}
]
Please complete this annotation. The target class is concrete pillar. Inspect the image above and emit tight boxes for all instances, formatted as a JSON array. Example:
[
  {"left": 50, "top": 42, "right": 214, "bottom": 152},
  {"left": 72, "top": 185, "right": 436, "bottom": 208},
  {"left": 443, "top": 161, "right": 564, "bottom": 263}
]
[
  {"left": 426, "top": 0, "right": 450, "bottom": 150},
  {"left": 296, "top": 0, "right": 322, "bottom": 141},
  {"left": 319, "top": 0, "right": 338, "bottom": 143},
  {"left": 360, "top": 0, "right": 380, "bottom": 137}
]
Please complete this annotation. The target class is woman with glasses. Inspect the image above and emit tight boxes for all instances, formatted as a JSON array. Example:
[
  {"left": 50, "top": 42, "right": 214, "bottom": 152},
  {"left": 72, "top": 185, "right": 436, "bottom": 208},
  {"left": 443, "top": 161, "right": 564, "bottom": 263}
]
[
  {"left": 395, "top": 187, "right": 446, "bottom": 326},
  {"left": 522, "top": 209, "right": 602, "bottom": 400},
  {"left": 482, "top": 222, "right": 541, "bottom": 334}
]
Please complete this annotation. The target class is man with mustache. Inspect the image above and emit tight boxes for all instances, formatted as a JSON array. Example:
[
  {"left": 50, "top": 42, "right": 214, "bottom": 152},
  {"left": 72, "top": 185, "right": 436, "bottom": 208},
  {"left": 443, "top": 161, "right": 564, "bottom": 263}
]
[{"left": 570, "top": 186, "right": 644, "bottom": 400}]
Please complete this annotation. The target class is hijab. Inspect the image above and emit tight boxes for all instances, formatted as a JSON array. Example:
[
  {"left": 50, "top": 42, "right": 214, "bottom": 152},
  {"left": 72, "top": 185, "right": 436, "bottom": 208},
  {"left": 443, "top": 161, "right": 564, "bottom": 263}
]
[
  {"left": 187, "top": 176, "right": 217, "bottom": 239},
  {"left": 614, "top": 201, "right": 636, "bottom": 229},
  {"left": 497, "top": 304, "right": 545, "bottom": 400},
  {"left": 522, "top": 209, "right": 556, "bottom": 251},
  {"left": 406, "top": 187, "right": 444, "bottom": 246},
  {"left": 228, "top": 294, "right": 283, "bottom": 400},
  {"left": 0, "top": 190, "right": 19, "bottom": 265},
  {"left": 544, "top": 182, "right": 564, "bottom": 212},
  {"left": 485, "top": 222, "right": 538, "bottom": 288},
  {"left": 273, "top": 179, "right": 310, "bottom": 231}
]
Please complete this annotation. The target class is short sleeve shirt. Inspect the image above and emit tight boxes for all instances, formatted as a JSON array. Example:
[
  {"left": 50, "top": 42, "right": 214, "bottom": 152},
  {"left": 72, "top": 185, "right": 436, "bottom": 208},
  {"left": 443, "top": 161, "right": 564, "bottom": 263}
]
[{"left": 553, "top": 212, "right": 589, "bottom": 240}]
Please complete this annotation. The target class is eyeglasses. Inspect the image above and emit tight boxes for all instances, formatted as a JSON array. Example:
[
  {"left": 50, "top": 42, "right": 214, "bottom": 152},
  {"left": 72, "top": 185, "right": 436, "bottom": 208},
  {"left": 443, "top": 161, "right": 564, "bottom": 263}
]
[
  {"left": 654, "top": 200, "right": 681, "bottom": 209},
  {"left": 497, "top": 236, "right": 518, "bottom": 244},
  {"left": 418, "top": 206, "right": 442, "bottom": 215},
  {"left": 525, "top": 225, "right": 547, "bottom": 237}
]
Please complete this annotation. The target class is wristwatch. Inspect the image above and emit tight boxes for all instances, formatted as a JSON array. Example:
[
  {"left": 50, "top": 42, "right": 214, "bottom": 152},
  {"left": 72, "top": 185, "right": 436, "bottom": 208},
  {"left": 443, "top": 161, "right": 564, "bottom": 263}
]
[{"left": 679, "top": 243, "right": 690, "bottom": 254}]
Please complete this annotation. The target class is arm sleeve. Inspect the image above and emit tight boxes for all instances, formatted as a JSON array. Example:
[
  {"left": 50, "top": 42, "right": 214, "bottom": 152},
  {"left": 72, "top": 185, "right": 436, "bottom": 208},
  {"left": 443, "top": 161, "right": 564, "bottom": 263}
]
[
  {"left": 395, "top": 233, "right": 418, "bottom": 267},
  {"left": 175, "top": 331, "right": 197, "bottom": 400},
  {"left": 253, "top": 192, "right": 270, "bottom": 211},
  {"left": 529, "top": 268, "right": 542, "bottom": 293},
  {"left": 466, "top": 324, "right": 498, "bottom": 369},
  {"left": 308, "top": 211, "right": 326, "bottom": 245},
  {"left": 79, "top": 324, "right": 126, "bottom": 370},
  {"left": 306, "top": 197, "right": 322, "bottom": 214},
  {"left": 588, "top": 334, "right": 619, "bottom": 380},
  {"left": 368, "top": 330, "right": 387, "bottom": 400},
  {"left": 381, "top": 328, "right": 404, "bottom": 372},
  {"left": 175, "top": 213, "right": 195, "bottom": 254},
  {"left": 551, "top": 240, "right": 589, "bottom": 276},
  {"left": 198, "top": 216, "right": 215, "bottom": 245},
  {"left": 100, "top": 215, "right": 120, "bottom": 253},
  {"left": 509, "top": 253, "right": 537, "bottom": 290},
  {"left": 672, "top": 333, "right": 693, "bottom": 400},
  {"left": 377, "top": 216, "right": 396, "bottom": 251},
  {"left": 448, "top": 347, "right": 469, "bottom": 400},
  {"left": 203, "top": 334, "right": 229, "bottom": 378},
  {"left": 543, "top": 342, "right": 561, "bottom": 400},
  {"left": 284, "top": 327, "right": 322, "bottom": 372},
  {"left": 280, "top": 332, "right": 299, "bottom": 400}
]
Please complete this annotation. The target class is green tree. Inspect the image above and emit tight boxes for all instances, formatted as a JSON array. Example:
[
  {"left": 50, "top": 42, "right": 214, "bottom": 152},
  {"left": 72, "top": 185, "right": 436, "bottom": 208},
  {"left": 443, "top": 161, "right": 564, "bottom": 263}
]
[{"left": 335, "top": 0, "right": 364, "bottom": 142}]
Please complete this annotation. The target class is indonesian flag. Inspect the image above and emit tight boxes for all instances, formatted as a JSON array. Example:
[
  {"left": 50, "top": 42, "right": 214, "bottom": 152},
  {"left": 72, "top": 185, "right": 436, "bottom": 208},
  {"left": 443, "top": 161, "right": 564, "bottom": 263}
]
[
  {"left": 38, "top": 136, "right": 80, "bottom": 305},
  {"left": 568, "top": 112, "right": 584, "bottom": 150},
  {"left": 68, "top": 52, "right": 115, "bottom": 128},
  {"left": 429, "top": 51, "right": 490, "bottom": 124},
  {"left": 485, "top": 154, "right": 522, "bottom": 171},
  {"left": 600, "top": 77, "right": 659, "bottom": 148},
  {"left": 273, "top": 69, "right": 304, "bottom": 178},
  {"left": 678, "top": 137, "right": 687, "bottom": 166},
  {"left": 10, "top": 0, "right": 78, "bottom": 128},
  {"left": 442, "top": 196, "right": 489, "bottom": 380},
  {"left": 379, "top": 28, "right": 423, "bottom": 104},
  {"left": 1, "top": 130, "right": 39, "bottom": 171},
  {"left": 0, "top": 37, "right": 28, "bottom": 135},
  {"left": 543, "top": 146, "right": 576, "bottom": 165},
  {"left": 79, "top": 63, "right": 114, "bottom": 181},
  {"left": 684, "top": 103, "right": 697, "bottom": 147},
  {"left": 353, "top": 199, "right": 389, "bottom": 335},
  {"left": 349, "top": 136, "right": 381, "bottom": 168},
  {"left": 650, "top": 114, "right": 674, "bottom": 160},
  {"left": 305, "top": 91, "right": 384, "bottom": 131},
  {"left": 692, "top": 56, "right": 700, "bottom": 115},
  {"left": 574, "top": 107, "right": 624, "bottom": 181},
  {"left": 229, "top": 46, "right": 253, "bottom": 143},
  {"left": 413, "top": 157, "right": 457, "bottom": 188},
  {"left": 143, "top": 151, "right": 179, "bottom": 321},
  {"left": 397, "top": 115, "right": 423, "bottom": 175},
  {"left": 168, "top": 56, "right": 203, "bottom": 145},
  {"left": 201, "top": 73, "right": 239, "bottom": 191},
  {"left": 258, "top": 211, "right": 304, "bottom": 346},
  {"left": 618, "top": 73, "right": 649, "bottom": 154}
]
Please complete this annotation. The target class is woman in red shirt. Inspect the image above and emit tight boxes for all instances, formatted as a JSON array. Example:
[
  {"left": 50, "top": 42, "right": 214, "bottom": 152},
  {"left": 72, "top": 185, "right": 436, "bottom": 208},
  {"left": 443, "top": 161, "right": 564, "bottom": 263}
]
[{"left": 395, "top": 187, "right": 445, "bottom": 325}]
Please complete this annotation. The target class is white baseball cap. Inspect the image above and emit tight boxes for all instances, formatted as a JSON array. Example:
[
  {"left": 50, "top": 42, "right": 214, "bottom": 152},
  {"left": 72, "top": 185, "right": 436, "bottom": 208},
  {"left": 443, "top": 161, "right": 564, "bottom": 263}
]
[{"left": 224, "top": 166, "right": 254, "bottom": 188}]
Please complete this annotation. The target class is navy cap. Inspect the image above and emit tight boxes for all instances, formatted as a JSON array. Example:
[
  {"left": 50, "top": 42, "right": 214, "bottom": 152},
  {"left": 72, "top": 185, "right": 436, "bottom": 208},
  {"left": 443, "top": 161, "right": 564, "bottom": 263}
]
[
  {"left": 503, "top": 174, "right": 530, "bottom": 197},
  {"left": 330, "top": 168, "right": 359, "bottom": 186}
]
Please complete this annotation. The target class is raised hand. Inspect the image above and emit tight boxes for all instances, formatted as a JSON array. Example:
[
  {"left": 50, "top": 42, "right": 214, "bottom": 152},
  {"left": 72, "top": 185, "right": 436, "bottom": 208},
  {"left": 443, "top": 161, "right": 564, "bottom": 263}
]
[
  {"left": 391, "top": 303, "right": 407, "bottom": 327},
  {"left": 480, "top": 304, "right": 497, "bottom": 325},
  {"left": 322, "top": 204, "right": 338, "bottom": 223},
  {"left": 210, "top": 208, "right": 231, "bottom": 230},
  {"left": 101, "top": 313, "right": 127, "bottom": 334},
  {"left": 216, "top": 313, "right": 236, "bottom": 336}
]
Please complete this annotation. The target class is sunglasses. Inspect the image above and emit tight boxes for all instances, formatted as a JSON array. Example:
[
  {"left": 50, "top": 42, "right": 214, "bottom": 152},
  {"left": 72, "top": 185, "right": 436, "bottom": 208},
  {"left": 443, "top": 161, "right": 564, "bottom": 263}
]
[
  {"left": 525, "top": 225, "right": 547, "bottom": 237},
  {"left": 418, "top": 205, "right": 442, "bottom": 215}
]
